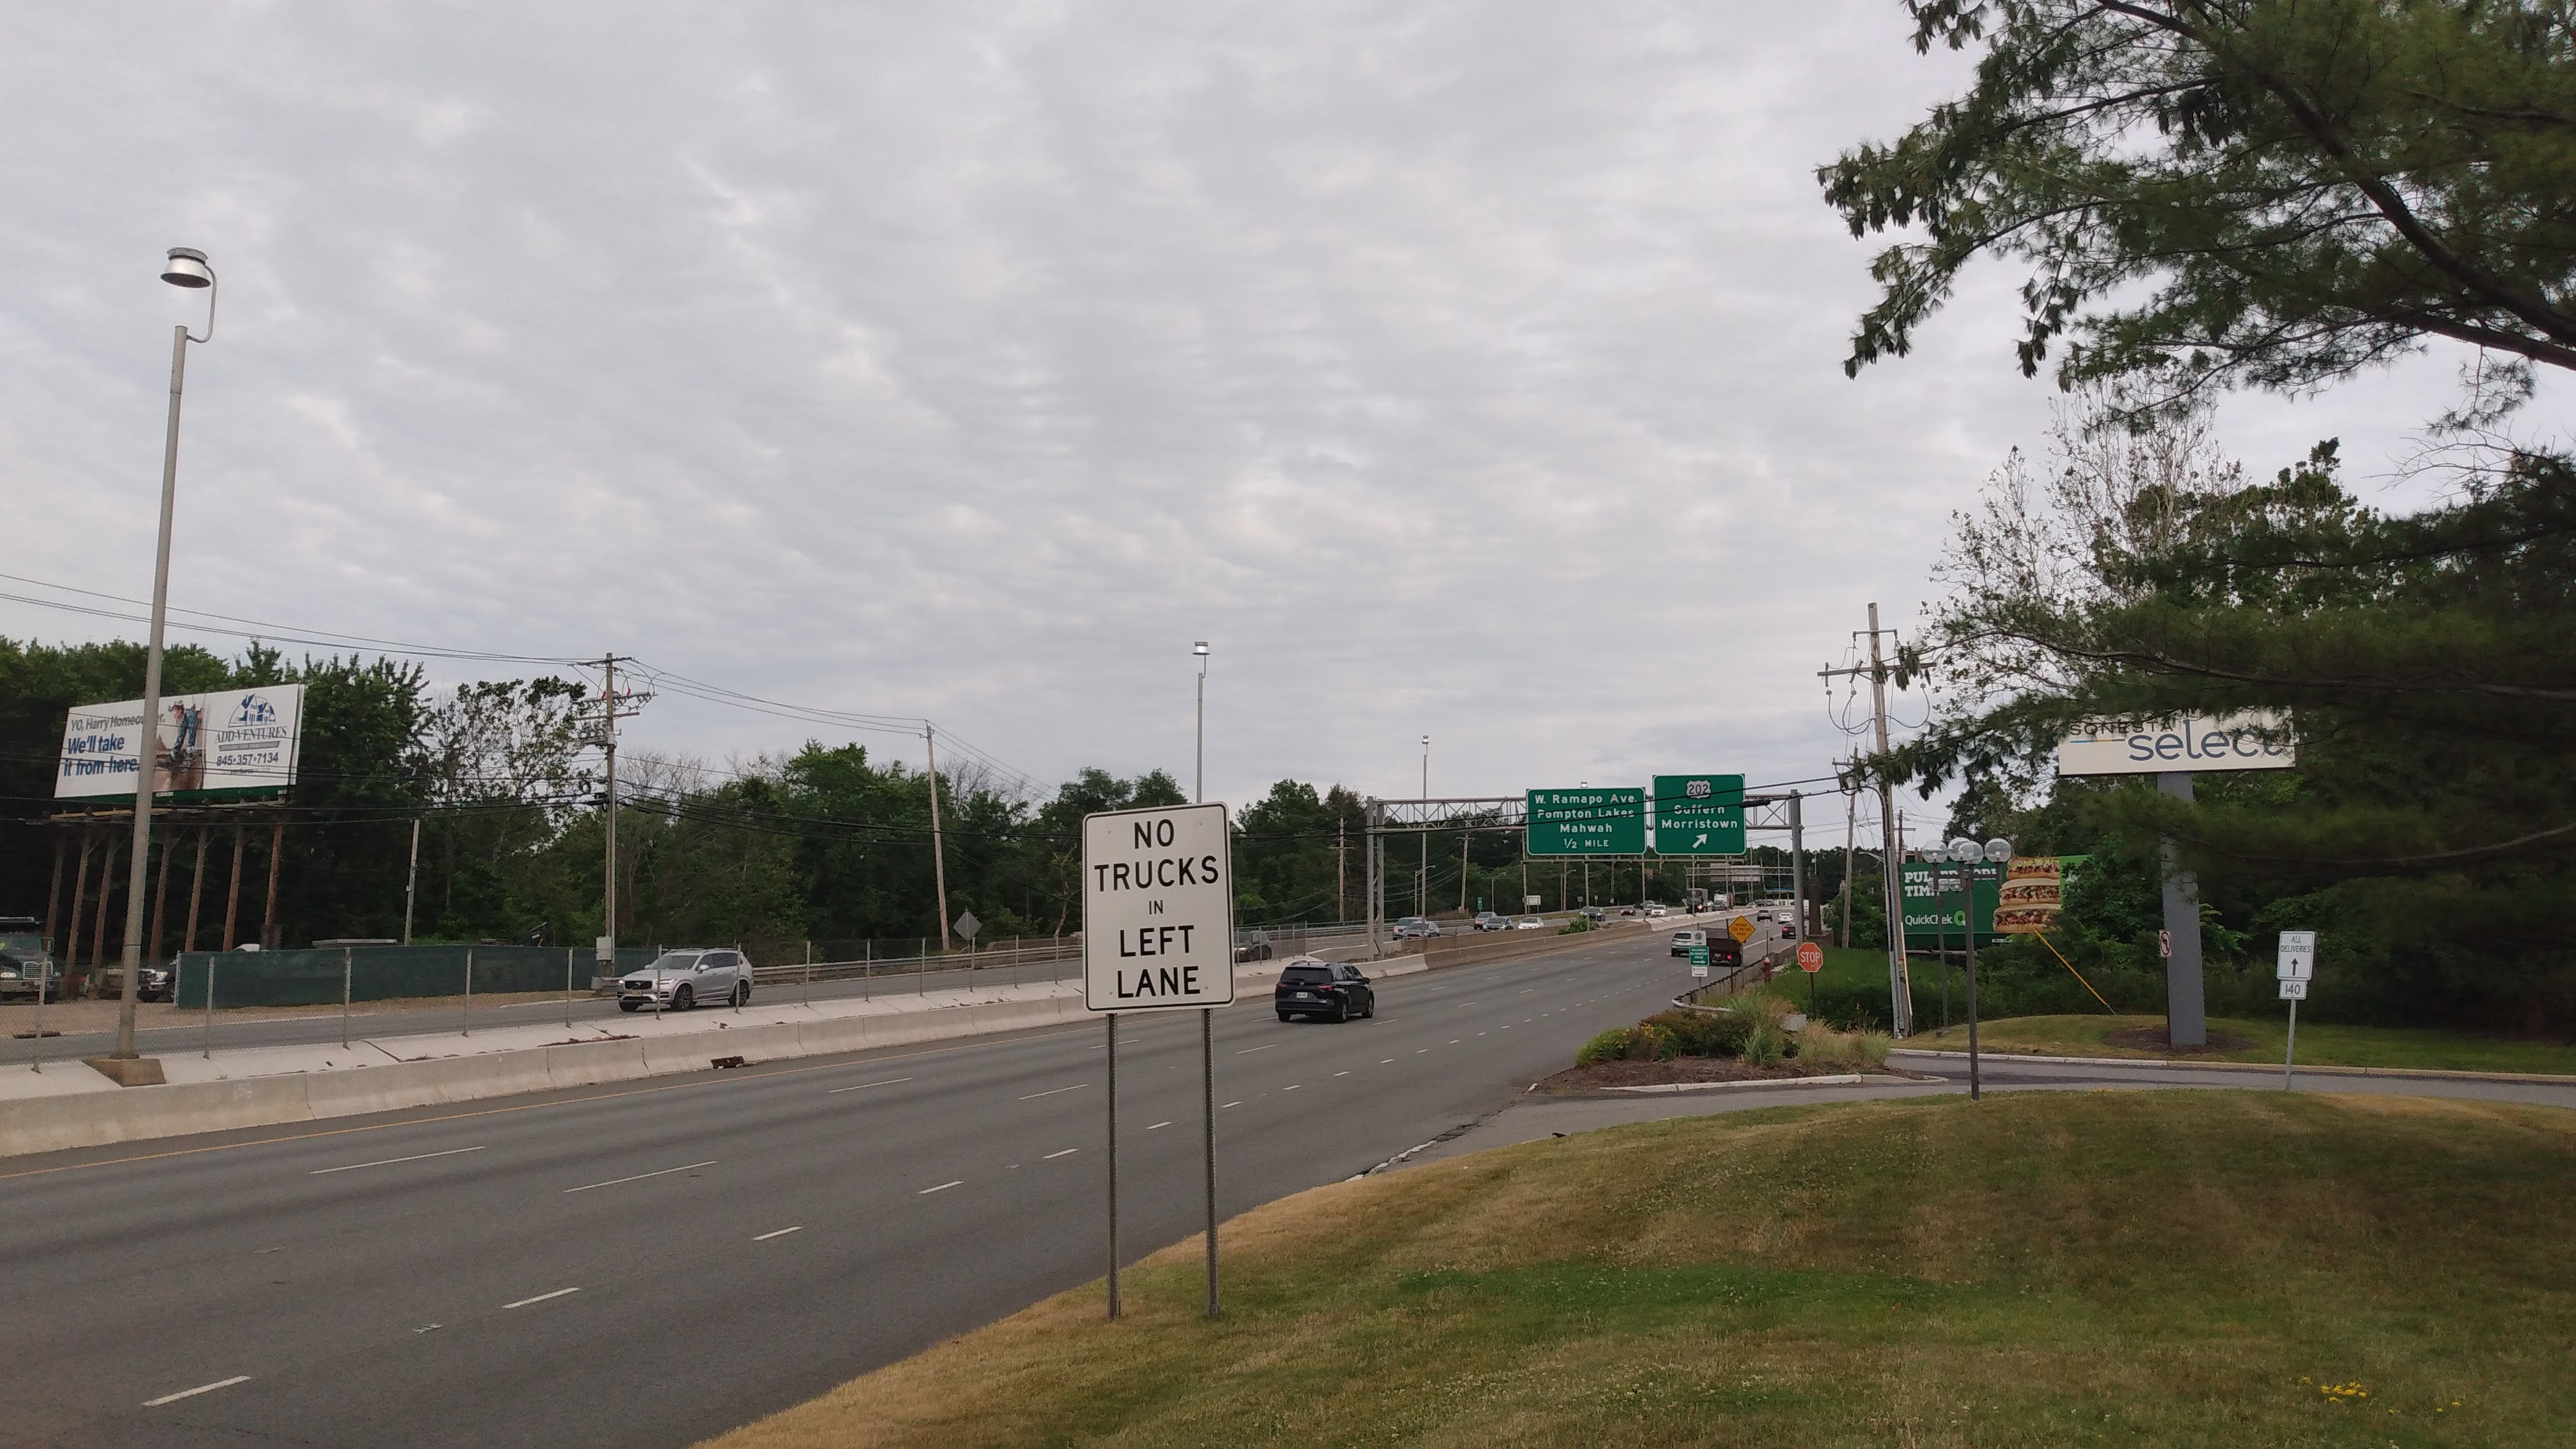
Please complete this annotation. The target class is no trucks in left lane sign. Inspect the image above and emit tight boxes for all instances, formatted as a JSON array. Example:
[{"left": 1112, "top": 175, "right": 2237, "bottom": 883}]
[{"left": 1083, "top": 803, "right": 1237, "bottom": 1013}]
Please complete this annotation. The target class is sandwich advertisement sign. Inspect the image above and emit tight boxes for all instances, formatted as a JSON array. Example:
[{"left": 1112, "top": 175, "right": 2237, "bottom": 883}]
[
  {"left": 54, "top": 685, "right": 306, "bottom": 801},
  {"left": 1994, "top": 857, "right": 2065, "bottom": 935}
]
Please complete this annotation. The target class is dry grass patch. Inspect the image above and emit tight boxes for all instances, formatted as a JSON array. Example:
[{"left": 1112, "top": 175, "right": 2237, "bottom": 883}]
[{"left": 705, "top": 1092, "right": 2576, "bottom": 1448}]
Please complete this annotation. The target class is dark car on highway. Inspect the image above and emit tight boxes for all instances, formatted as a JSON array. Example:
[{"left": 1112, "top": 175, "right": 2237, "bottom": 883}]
[{"left": 1273, "top": 959, "right": 1375, "bottom": 1022}]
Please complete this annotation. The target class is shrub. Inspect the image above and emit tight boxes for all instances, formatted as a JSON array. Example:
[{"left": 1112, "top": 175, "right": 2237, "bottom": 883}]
[
  {"left": 1642, "top": 1009, "right": 1750, "bottom": 1058},
  {"left": 1560, "top": 915, "right": 1595, "bottom": 934},
  {"left": 1575, "top": 1027, "right": 1634, "bottom": 1066},
  {"left": 1743, "top": 1014, "right": 1785, "bottom": 1066}
]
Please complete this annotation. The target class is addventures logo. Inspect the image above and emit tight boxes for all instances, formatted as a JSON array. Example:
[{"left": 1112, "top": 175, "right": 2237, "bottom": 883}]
[{"left": 230, "top": 695, "right": 278, "bottom": 727}]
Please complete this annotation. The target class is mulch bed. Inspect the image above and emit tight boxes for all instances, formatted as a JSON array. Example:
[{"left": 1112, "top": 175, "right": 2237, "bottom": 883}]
[
  {"left": 1535, "top": 1056, "right": 1912, "bottom": 1095},
  {"left": 2103, "top": 1025, "right": 2258, "bottom": 1055}
]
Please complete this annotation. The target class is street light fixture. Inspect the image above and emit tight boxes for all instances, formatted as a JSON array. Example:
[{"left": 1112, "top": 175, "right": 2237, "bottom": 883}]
[{"left": 109, "top": 248, "right": 219, "bottom": 1069}]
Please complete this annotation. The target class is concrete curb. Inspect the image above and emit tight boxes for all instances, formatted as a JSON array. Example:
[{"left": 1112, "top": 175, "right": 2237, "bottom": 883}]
[
  {"left": 1602, "top": 1073, "right": 1871, "bottom": 1095},
  {"left": 1890, "top": 1046, "right": 2576, "bottom": 1086}
]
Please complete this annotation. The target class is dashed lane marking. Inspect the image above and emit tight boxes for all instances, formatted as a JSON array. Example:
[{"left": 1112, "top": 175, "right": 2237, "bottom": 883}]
[
  {"left": 1147, "top": 1120, "right": 1172, "bottom": 1129},
  {"left": 309, "top": 1146, "right": 484, "bottom": 1175},
  {"left": 1017, "top": 1082, "right": 1089, "bottom": 1100},
  {"left": 142, "top": 1377, "right": 249, "bottom": 1408},
  {"left": 753, "top": 1226, "right": 803, "bottom": 1242},
  {"left": 562, "top": 1160, "right": 716, "bottom": 1194},
  {"left": 919, "top": 1180, "right": 964, "bottom": 1194},
  {"left": 503, "top": 1287, "right": 580, "bottom": 1309},
  {"left": 1044, "top": 1147, "right": 1080, "bottom": 1159},
  {"left": 827, "top": 1076, "right": 913, "bottom": 1094}
]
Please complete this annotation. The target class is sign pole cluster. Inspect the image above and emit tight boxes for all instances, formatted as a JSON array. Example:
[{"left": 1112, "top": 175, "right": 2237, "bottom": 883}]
[{"left": 1083, "top": 801, "right": 1235, "bottom": 1321}]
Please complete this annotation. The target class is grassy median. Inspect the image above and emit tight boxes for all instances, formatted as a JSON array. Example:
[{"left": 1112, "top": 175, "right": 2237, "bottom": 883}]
[
  {"left": 703, "top": 1092, "right": 2576, "bottom": 1448},
  {"left": 1921, "top": 1013, "right": 2576, "bottom": 1076}
]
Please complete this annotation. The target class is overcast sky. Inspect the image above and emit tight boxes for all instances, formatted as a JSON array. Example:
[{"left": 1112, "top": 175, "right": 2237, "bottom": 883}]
[{"left": 0, "top": 2, "right": 2518, "bottom": 837}]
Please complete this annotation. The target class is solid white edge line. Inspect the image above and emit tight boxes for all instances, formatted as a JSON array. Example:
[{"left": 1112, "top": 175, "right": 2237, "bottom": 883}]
[
  {"left": 826, "top": 1076, "right": 913, "bottom": 1094},
  {"left": 503, "top": 1287, "right": 580, "bottom": 1309},
  {"left": 919, "top": 1180, "right": 964, "bottom": 1194},
  {"left": 309, "top": 1146, "right": 485, "bottom": 1175},
  {"left": 142, "top": 1375, "right": 250, "bottom": 1407},
  {"left": 753, "top": 1226, "right": 804, "bottom": 1241},
  {"left": 562, "top": 1160, "right": 717, "bottom": 1193}
]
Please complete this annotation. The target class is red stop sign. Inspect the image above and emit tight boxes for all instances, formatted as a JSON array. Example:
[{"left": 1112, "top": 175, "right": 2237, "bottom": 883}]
[{"left": 1796, "top": 941, "right": 1824, "bottom": 973}]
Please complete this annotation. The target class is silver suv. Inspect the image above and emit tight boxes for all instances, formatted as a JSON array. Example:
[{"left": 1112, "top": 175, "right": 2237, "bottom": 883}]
[{"left": 619, "top": 949, "right": 753, "bottom": 1012}]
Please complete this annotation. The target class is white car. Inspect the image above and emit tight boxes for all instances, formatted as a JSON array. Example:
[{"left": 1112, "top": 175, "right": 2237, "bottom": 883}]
[
  {"left": 619, "top": 948, "right": 754, "bottom": 1011},
  {"left": 1513, "top": 915, "right": 1546, "bottom": 929}
]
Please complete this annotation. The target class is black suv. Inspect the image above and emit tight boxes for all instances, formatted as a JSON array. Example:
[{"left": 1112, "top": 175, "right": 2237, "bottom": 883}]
[{"left": 1273, "top": 959, "right": 1375, "bottom": 1022}]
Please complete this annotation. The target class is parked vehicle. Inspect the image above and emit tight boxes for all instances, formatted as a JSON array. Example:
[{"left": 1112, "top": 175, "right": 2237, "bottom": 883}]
[
  {"left": 1669, "top": 928, "right": 1708, "bottom": 956},
  {"left": 618, "top": 948, "right": 754, "bottom": 1011},
  {"left": 1513, "top": 915, "right": 1546, "bottom": 930},
  {"left": 85, "top": 962, "right": 176, "bottom": 1003},
  {"left": 0, "top": 917, "right": 55, "bottom": 1002},
  {"left": 1273, "top": 958, "right": 1375, "bottom": 1022},
  {"left": 1391, "top": 917, "right": 1442, "bottom": 941}
]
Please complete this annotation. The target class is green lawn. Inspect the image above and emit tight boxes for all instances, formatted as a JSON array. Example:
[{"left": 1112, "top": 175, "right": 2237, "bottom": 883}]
[
  {"left": 1918, "top": 1013, "right": 2576, "bottom": 1076},
  {"left": 703, "top": 1092, "right": 2576, "bottom": 1448}
]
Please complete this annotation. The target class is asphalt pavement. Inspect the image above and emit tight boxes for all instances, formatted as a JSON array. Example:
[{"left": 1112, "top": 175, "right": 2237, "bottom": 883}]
[{"left": 0, "top": 924, "right": 1701, "bottom": 1448}]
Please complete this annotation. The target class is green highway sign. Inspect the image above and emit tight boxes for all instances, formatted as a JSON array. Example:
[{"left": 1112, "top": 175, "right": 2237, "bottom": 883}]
[
  {"left": 1651, "top": 774, "right": 1744, "bottom": 855},
  {"left": 1525, "top": 787, "right": 1645, "bottom": 856}
]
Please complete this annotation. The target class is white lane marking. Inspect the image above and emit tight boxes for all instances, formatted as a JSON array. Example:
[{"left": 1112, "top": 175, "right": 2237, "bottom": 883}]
[
  {"left": 562, "top": 1160, "right": 716, "bottom": 1194},
  {"left": 1221, "top": 1100, "right": 1242, "bottom": 1108},
  {"left": 503, "top": 1287, "right": 580, "bottom": 1309},
  {"left": 1519, "top": 988, "right": 1534, "bottom": 993},
  {"left": 1234, "top": 1044, "right": 1275, "bottom": 1055},
  {"left": 1333, "top": 1071, "right": 1349, "bottom": 1077},
  {"left": 1417, "top": 1048, "right": 1430, "bottom": 1054},
  {"left": 753, "top": 1226, "right": 803, "bottom": 1242},
  {"left": 310, "top": 1146, "right": 485, "bottom": 1175},
  {"left": 1147, "top": 1120, "right": 1172, "bottom": 1129},
  {"left": 1380, "top": 1058, "right": 1395, "bottom": 1064},
  {"left": 1449, "top": 1040, "right": 1461, "bottom": 1045},
  {"left": 827, "top": 1076, "right": 913, "bottom": 1094},
  {"left": 142, "top": 1376, "right": 249, "bottom": 1407},
  {"left": 1017, "top": 1082, "right": 1089, "bottom": 1100},
  {"left": 920, "top": 1180, "right": 964, "bottom": 1194},
  {"left": 1044, "top": 1147, "right": 1080, "bottom": 1159},
  {"left": 1282, "top": 1084, "right": 1301, "bottom": 1092}
]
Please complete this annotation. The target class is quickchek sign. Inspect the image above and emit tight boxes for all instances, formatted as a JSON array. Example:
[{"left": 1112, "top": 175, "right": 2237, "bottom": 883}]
[
  {"left": 1082, "top": 803, "right": 1237, "bottom": 1012},
  {"left": 2056, "top": 710, "right": 2294, "bottom": 777}
]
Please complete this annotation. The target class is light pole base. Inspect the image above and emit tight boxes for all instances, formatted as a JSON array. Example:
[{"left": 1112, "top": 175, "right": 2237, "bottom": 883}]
[{"left": 84, "top": 1056, "right": 167, "bottom": 1087}]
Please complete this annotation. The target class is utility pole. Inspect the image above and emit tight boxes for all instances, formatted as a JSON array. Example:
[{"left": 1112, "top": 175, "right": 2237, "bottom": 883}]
[
  {"left": 1820, "top": 603, "right": 1913, "bottom": 1035},
  {"left": 926, "top": 725, "right": 952, "bottom": 953},
  {"left": 589, "top": 658, "right": 645, "bottom": 971},
  {"left": 402, "top": 816, "right": 420, "bottom": 945},
  {"left": 1336, "top": 816, "right": 1347, "bottom": 922}
]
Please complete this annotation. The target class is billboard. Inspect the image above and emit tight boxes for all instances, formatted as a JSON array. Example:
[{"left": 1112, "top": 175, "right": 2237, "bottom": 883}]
[
  {"left": 1900, "top": 860, "right": 2003, "bottom": 948},
  {"left": 56, "top": 685, "right": 305, "bottom": 801},
  {"left": 1994, "top": 856, "right": 2064, "bottom": 934},
  {"left": 2056, "top": 710, "right": 2294, "bottom": 777}
]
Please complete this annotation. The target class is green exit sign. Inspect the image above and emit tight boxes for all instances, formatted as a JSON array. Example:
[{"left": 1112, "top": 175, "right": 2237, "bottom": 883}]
[
  {"left": 1653, "top": 774, "right": 1744, "bottom": 855},
  {"left": 1525, "top": 788, "right": 1645, "bottom": 856}
]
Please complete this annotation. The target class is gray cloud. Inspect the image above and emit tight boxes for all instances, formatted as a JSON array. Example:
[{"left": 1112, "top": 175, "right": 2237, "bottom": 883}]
[{"left": 0, "top": 2, "right": 2504, "bottom": 822}]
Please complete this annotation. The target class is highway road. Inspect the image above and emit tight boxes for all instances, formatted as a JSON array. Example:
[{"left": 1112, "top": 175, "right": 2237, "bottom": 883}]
[{"left": 1, "top": 925, "right": 1707, "bottom": 1448}]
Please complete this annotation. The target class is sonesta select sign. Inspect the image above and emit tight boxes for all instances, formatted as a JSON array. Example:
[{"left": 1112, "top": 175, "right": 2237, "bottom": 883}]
[
  {"left": 2055, "top": 710, "right": 2295, "bottom": 777},
  {"left": 1082, "top": 802, "right": 1237, "bottom": 1013}
]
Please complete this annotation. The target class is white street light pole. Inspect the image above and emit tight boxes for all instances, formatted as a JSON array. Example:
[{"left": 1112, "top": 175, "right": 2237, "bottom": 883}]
[
  {"left": 1193, "top": 641, "right": 1209, "bottom": 803},
  {"left": 1417, "top": 735, "right": 1429, "bottom": 918},
  {"left": 111, "top": 248, "right": 217, "bottom": 1066}
]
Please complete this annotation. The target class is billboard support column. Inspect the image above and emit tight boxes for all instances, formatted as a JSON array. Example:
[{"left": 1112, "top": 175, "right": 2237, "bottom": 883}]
[
  {"left": 261, "top": 817, "right": 284, "bottom": 951},
  {"left": 2158, "top": 772, "right": 2208, "bottom": 1048},
  {"left": 220, "top": 823, "right": 244, "bottom": 952}
]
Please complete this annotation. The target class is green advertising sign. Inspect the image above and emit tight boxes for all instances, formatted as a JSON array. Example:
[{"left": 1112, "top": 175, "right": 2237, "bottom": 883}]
[
  {"left": 1899, "top": 861, "right": 2005, "bottom": 948},
  {"left": 1651, "top": 774, "right": 1744, "bottom": 855},
  {"left": 1525, "top": 787, "right": 1645, "bottom": 856}
]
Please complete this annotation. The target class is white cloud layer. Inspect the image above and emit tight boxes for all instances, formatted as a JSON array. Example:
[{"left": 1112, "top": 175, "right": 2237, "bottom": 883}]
[{"left": 0, "top": 2, "right": 2520, "bottom": 829}]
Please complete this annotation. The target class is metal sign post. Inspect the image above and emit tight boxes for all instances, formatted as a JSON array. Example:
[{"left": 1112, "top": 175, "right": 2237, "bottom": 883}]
[{"left": 1082, "top": 801, "right": 1236, "bottom": 1323}]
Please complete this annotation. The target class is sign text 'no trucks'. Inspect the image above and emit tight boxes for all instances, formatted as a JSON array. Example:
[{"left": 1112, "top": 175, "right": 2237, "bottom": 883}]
[{"left": 1083, "top": 803, "right": 1237, "bottom": 1013}]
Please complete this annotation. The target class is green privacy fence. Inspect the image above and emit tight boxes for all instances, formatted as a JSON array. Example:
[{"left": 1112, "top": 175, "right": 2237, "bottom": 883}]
[{"left": 172, "top": 946, "right": 665, "bottom": 1009}]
